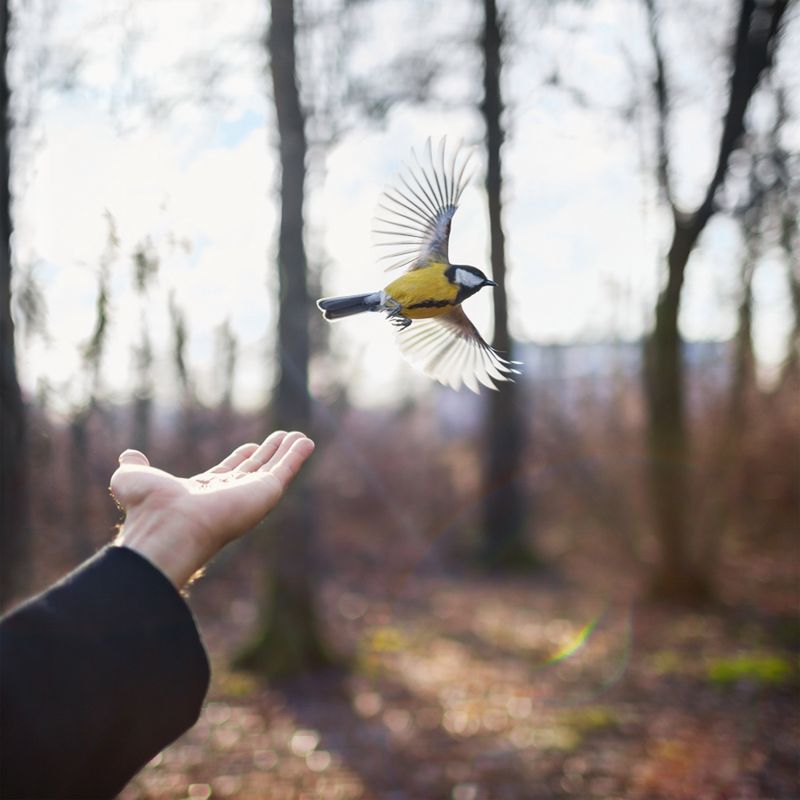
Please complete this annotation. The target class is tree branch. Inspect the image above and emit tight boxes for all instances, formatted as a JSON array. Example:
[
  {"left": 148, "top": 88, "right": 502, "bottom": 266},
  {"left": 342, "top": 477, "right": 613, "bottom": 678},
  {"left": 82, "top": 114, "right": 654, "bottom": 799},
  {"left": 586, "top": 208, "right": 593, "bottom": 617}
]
[
  {"left": 691, "top": 0, "right": 789, "bottom": 234},
  {"left": 643, "top": 0, "right": 675, "bottom": 211}
]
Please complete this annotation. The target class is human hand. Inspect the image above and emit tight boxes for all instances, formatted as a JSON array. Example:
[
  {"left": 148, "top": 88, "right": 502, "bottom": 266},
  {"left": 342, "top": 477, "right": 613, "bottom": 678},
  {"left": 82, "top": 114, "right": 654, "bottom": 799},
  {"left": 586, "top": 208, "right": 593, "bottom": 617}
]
[{"left": 110, "top": 431, "right": 315, "bottom": 588}]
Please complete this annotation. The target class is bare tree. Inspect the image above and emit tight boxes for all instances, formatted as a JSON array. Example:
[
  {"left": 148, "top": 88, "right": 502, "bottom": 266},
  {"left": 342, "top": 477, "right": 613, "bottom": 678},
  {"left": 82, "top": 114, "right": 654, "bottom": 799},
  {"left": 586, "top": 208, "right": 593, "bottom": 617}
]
[
  {"left": 130, "top": 241, "right": 158, "bottom": 453},
  {"left": 773, "top": 89, "right": 800, "bottom": 386},
  {"left": 167, "top": 291, "right": 193, "bottom": 405},
  {"left": 236, "top": 0, "right": 331, "bottom": 677},
  {"left": 0, "top": 0, "right": 28, "bottom": 608},
  {"left": 68, "top": 213, "right": 116, "bottom": 560},
  {"left": 643, "top": 0, "right": 789, "bottom": 602},
  {"left": 166, "top": 290, "right": 205, "bottom": 476},
  {"left": 215, "top": 318, "right": 238, "bottom": 413},
  {"left": 479, "top": 0, "right": 537, "bottom": 569}
]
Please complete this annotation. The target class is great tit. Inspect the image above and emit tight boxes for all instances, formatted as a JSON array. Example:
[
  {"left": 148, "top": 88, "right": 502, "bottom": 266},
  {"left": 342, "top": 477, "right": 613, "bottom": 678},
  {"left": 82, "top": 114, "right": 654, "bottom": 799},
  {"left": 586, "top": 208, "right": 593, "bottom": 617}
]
[{"left": 317, "top": 138, "right": 520, "bottom": 392}]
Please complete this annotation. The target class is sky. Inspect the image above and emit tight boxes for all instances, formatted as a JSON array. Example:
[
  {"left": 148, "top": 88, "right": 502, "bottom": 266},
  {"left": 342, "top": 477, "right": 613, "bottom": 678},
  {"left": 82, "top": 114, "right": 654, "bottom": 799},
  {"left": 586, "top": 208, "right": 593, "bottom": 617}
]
[{"left": 9, "top": 0, "right": 799, "bottom": 412}]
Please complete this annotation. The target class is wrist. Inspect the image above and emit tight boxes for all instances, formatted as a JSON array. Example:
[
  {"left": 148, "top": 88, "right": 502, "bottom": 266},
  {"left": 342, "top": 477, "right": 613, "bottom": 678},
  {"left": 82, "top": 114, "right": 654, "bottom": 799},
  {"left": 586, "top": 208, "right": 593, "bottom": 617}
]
[{"left": 115, "top": 510, "right": 207, "bottom": 589}]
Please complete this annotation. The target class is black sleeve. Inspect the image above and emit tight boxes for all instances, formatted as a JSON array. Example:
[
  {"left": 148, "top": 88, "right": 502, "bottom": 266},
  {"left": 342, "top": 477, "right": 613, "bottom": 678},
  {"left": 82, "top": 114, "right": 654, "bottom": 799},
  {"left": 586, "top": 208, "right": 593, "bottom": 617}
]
[{"left": 0, "top": 546, "right": 211, "bottom": 800}]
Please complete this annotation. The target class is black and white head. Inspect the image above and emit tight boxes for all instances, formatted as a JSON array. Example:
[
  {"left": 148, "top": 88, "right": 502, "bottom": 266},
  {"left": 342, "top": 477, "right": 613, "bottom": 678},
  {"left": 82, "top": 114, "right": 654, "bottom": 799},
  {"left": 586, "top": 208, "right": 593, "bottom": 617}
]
[{"left": 446, "top": 264, "right": 497, "bottom": 301}]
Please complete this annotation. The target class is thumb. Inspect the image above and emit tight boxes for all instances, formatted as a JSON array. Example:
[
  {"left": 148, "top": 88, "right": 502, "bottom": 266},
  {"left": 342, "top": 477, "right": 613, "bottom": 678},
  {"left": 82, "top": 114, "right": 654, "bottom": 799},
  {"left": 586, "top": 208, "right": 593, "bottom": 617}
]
[
  {"left": 118, "top": 449, "right": 149, "bottom": 466},
  {"left": 110, "top": 450, "right": 151, "bottom": 507}
]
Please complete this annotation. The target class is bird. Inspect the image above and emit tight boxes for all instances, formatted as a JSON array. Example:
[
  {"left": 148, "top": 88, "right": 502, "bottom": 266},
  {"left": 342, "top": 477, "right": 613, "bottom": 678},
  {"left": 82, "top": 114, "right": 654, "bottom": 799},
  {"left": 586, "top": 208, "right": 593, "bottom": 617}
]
[{"left": 316, "top": 138, "right": 520, "bottom": 392}]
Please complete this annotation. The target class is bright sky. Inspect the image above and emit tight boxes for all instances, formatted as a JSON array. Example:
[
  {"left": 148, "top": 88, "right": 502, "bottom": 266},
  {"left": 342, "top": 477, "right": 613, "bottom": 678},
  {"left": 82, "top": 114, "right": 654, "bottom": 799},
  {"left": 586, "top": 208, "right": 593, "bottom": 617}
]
[{"left": 9, "top": 0, "right": 799, "bottom": 412}]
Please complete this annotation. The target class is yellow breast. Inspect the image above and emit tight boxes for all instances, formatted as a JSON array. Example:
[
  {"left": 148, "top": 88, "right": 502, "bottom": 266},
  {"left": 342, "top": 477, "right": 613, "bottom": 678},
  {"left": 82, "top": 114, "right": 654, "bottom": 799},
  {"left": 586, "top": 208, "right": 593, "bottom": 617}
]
[{"left": 383, "top": 262, "right": 458, "bottom": 319}]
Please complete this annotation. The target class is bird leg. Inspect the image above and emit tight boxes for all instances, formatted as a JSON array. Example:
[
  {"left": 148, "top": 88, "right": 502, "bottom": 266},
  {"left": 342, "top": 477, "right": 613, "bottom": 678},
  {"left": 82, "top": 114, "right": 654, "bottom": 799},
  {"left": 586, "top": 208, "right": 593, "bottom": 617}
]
[{"left": 385, "top": 299, "right": 412, "bottom": 330}]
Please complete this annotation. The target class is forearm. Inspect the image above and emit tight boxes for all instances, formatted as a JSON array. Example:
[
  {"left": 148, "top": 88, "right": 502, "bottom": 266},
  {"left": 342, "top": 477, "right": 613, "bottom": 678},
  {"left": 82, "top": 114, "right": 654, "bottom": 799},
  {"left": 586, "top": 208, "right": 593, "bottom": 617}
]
[{"left": 0, "top": 547, "right": 210, "bottom": 799}]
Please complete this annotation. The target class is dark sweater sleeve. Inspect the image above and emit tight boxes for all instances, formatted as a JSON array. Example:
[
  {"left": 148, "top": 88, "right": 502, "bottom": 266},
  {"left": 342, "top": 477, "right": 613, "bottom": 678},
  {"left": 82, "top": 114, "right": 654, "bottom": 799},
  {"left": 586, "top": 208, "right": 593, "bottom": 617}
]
[{"left": 0, "top": 546, "right": 210, "bottom": 800}]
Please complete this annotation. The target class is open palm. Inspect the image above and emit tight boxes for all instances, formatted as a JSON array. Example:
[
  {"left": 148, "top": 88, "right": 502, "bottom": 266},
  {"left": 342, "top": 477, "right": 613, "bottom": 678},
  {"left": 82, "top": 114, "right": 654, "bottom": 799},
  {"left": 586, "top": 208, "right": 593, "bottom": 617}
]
[{"left": 110, "top": 431, "right": 315, "bottom": 587}]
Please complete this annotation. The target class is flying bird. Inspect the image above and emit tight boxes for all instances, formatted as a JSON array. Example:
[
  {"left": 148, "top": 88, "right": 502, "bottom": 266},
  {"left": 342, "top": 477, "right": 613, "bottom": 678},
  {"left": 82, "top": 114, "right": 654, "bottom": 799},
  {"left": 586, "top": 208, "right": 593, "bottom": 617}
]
[{"left": 316, "top": 138, "right": 520, "bottom": 392}]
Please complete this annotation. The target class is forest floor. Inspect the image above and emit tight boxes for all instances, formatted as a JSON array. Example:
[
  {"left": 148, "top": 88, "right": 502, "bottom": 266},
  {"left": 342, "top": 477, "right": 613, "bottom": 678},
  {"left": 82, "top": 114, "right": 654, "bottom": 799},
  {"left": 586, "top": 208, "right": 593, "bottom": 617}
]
[{"left": 116, "top": 530, "right": 799, "bottom": 800}]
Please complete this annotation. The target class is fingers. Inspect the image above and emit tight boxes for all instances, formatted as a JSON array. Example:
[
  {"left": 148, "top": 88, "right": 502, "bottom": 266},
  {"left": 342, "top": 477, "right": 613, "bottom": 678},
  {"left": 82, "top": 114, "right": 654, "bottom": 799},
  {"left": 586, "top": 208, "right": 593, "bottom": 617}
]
[
  {"left": 255, "top": 430, "right": 305, "bottom": 473},
  {"left": 207, "top": 442, "right": 260, "bottom": 473},
  {"left": 261, "top": 436, "right": 315, "bottom": 489},
  {"left": 118, "top": 449, "right": 150, "bottom": 467},
  {"left": 235, "top": 430, "right": 290, "bottom": 473}
]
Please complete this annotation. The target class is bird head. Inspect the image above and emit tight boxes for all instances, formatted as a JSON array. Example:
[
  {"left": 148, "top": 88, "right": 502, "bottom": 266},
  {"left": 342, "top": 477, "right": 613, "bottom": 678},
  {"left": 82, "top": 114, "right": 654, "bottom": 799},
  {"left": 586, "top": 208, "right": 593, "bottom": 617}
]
[{"left": 447, "top": 264, "right": 497, "bottom": 300}]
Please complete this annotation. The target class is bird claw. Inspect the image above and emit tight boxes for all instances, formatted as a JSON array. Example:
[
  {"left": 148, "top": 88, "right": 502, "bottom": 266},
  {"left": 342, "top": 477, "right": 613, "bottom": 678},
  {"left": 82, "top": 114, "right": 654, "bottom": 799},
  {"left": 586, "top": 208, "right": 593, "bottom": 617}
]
[
  {"left": 385, "top": 301, "right": 411, "bottom": 330},
  {"left": 390, "top": 315, "right": 412, "bottom": 330}
]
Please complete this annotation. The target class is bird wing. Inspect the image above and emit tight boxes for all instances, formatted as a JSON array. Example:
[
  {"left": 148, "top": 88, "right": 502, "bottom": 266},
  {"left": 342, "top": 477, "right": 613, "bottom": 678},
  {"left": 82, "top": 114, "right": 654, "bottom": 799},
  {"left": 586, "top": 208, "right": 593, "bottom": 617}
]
[
  {"left": 373, "top": 137, "right": 473, "bottom": 273},
  {"left": 397, "top": 306, "right": 520, "bottom": 392}
]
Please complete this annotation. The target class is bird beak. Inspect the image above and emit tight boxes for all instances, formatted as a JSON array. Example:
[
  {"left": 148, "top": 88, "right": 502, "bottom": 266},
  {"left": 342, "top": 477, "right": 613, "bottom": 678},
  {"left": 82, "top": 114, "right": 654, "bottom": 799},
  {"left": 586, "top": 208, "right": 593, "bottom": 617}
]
[{"left": 485, "top": 279, "right": 497, "bottom": 287}]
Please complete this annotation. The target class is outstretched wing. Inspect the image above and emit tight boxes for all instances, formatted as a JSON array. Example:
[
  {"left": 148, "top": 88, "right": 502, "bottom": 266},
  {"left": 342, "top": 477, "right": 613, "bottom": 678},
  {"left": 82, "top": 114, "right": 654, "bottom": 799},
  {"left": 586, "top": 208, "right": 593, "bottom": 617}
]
[
  {"left": 397, "top": 306, "right": 520, "bottom": 392},
  {"left": 373, "top": 137, "right": 473, "bottom": 273}
]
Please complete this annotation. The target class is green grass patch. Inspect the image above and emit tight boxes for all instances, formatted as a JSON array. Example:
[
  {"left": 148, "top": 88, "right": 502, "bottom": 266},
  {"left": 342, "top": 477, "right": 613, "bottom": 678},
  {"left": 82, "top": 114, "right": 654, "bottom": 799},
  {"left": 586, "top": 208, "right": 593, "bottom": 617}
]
[{"left": 705, "top": 653, "right": 795, "bottom": 686}]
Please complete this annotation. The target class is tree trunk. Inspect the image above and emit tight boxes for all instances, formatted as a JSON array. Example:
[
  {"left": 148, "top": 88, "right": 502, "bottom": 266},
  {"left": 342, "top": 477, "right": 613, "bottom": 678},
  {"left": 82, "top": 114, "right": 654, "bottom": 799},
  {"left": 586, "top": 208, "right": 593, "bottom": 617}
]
[
  {"left": 730, "top": 261, "right": 755, "bottom": 425},
  {"left": 645, "top": 219, "right": 710, "bottom": 601},
  {"left": 0, "top": 0, "right": 28, "bottom": 609},
  {"left": 132, "top": 394, "right": 151, "bottom": 460},
  {"left": 479, "top": 0, "right": 536, "bottom": 570},
  {"left": 132, "top": 328, "right": 153, "bottom": 454},
  {"left": 779, "top": 180, "right": 799, "bottom": 386},
  {"left": 235, "top": 0, "right": 331, "bottom": 678}
]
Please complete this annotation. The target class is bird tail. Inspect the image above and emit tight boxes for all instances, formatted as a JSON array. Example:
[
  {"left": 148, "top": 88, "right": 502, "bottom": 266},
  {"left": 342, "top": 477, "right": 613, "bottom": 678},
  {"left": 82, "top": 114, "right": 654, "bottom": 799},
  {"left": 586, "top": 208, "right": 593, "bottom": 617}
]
[{"left": 316, "top": 292, "right": 382, "bottom": 321}]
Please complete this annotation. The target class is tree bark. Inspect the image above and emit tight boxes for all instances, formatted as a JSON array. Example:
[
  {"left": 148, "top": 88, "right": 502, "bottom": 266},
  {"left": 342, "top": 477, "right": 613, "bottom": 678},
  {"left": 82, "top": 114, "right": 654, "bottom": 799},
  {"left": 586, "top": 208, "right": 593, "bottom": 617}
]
[
  {"left": 235, "top": 0, "right": 331, "bottom": 677},
  {"left": 644, "top": 0, "right": 788, "bottom": 602},
  {"left": 0, "top": 0, "right": 28, "bottom": 609},
  {"left": 479, "top": 0, "right": 536, "bottom": 569}
]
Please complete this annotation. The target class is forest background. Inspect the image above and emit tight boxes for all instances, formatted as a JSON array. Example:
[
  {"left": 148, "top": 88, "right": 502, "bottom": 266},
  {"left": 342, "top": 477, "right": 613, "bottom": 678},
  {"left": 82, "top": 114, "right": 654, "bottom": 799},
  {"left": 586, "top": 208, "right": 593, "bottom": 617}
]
[{"left": 1, "top": 0, "right": 798, "bottom": 798}]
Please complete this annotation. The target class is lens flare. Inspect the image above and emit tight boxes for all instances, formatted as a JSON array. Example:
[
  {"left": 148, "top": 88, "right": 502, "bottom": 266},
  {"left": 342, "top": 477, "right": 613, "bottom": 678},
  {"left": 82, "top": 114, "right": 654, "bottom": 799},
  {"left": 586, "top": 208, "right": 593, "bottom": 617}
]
[
  {"left": 540, "top": 605, "right": 634, "bottom": 706},
  {"left": 546, "top": 614, "right": 603, "bottom": 665}
]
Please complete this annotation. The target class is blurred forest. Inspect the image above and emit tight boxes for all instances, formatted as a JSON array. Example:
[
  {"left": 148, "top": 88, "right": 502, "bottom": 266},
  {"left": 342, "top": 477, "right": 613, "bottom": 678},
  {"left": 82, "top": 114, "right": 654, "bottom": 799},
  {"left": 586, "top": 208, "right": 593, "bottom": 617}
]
[{"left": 1, "top": 0, "right": 799, "bottom": 798}]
